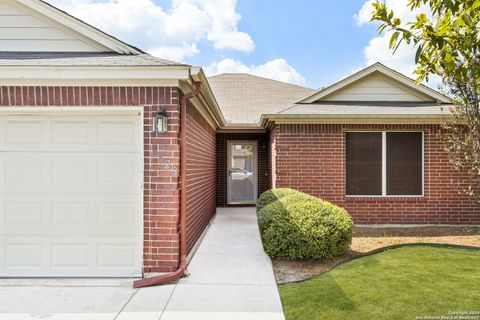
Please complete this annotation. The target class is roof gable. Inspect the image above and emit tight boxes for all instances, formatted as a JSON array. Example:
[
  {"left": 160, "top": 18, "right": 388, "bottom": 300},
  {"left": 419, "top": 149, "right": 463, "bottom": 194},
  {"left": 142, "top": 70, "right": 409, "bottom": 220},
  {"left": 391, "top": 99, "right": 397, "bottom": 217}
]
[
  {"left": 300, "top": 63, "right": 451, "bottom": 104},
  {"left": 0, "top": 0, "right": 141, "bottom": 54}
]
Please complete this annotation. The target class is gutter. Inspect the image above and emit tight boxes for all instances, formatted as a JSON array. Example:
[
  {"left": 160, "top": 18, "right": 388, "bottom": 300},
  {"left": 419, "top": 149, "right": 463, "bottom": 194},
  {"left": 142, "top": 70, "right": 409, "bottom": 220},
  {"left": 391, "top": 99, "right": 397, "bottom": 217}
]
[
  {"left": 133, "top": 81, "right": 202, "bottom": 288},
  {"left": 259, "top": 113, "right": 452, "bottom": 128}
]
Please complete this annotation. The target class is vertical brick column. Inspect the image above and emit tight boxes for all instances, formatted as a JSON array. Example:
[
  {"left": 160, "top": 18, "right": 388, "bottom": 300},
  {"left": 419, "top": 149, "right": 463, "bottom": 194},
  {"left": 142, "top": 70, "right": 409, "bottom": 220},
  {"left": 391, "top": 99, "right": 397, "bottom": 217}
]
[{"left": 143, "top": 88, "right": 183, "bottom": 273}]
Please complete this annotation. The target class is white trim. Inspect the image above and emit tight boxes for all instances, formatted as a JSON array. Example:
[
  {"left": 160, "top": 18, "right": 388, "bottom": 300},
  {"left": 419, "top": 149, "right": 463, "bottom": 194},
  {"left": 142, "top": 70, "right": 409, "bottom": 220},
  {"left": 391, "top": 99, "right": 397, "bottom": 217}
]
[
  {"left": 422, "top": 131, "right": 425, "bottom": 196},
  {"left": 0, "top": 106, "right": 144, "bottom": 115},
  {"left": 0, "top": 66, "right": 190, "bottom": 81},
  {"left": 382, "top": 132, "right": 387, "bottom": 196},
  {"left": 0, "top": 78, "right": 180, "bottom": 87},
  {"left": 138, "top": 109, "right": 145, "bottom": 278},
  {"left": 346, "top": 130, "right": 425, "bottom": 198},
  {"left": 259, "top": 114, "right": 451, "bottom": 127},
  {"left": 227, "top": 140, "right": 258, "bottom": 204},
  {"left": 300, "top": 63, "right": 452, "bottom": 104}
]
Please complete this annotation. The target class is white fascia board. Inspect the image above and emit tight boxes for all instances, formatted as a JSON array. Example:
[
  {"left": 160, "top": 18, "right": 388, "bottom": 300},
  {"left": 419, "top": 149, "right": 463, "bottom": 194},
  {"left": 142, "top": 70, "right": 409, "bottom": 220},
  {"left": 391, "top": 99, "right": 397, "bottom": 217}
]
[
  {"left": 0, "top": 106, "right": 143, "bottom": 115},
  {"left": 14, "top": 0, "right": 142, "bottom": 54},
  {"left": 260, "top": 113, "right": 450, "bottom": 126},
  {"left": 0, "top": 78, "right": 180, "bottom": 86},
  {"left": 184, "top": 66, "right": 227, "bottom": 127},
  {"left": 0, "top": 66, "right": 189, "bottom": 79}
]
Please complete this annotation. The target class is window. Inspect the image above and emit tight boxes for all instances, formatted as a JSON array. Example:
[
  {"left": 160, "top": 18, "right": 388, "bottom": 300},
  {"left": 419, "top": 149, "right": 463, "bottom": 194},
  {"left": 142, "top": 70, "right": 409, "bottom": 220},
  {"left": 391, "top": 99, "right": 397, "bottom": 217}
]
[
  {"left": 346, "top": 132, "right": 423, "bottom": 196},
  {"left": 346, "top": 132, "right": 382, "bottom": 195}
]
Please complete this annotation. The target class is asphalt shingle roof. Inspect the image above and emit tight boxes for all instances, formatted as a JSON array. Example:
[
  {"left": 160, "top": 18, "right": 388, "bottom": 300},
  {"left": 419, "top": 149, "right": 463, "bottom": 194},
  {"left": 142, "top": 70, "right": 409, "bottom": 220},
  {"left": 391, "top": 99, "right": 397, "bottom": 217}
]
[
  {"left": 0, "top": 52, "right": 186, "bottom": 67},
  {"left": 208, "top": 73, "right": 317, "bottom": 125}
]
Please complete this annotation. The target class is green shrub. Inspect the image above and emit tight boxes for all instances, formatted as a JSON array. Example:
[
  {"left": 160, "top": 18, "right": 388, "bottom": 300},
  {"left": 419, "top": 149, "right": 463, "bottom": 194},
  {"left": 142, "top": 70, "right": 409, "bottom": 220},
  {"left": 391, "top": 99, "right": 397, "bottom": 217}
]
[
  {"left": 258, "top": 192, "right": 353, "bottom": 260},
  {"left": 256, "top": 188, "right": 299, "bottom": 212}
]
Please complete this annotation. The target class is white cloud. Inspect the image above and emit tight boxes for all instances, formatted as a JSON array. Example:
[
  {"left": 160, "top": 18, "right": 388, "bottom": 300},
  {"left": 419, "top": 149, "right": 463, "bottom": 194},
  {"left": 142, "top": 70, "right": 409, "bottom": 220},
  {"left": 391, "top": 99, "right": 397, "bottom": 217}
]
[
  {"left": 354, "top": 0, "right": 376, "bottom": 26},
  {"left": 354, "top": 0, "right": 441, "bottom": 87},
  {"left": 205, "top": 58, "right": 306, "bottom": 85},
  {"left": 47, "top": 0, "right": 254, "bottom": 61},
  {"left": 149, "top": 43, "right": 199, "bottom": 62}
]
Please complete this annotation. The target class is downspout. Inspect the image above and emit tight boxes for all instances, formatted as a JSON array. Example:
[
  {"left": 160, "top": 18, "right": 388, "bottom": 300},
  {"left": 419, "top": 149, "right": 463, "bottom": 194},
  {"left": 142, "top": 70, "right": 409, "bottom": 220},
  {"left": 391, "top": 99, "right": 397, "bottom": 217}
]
[{"left": 133, "top": 81, "right": 202, "bottom": 288}]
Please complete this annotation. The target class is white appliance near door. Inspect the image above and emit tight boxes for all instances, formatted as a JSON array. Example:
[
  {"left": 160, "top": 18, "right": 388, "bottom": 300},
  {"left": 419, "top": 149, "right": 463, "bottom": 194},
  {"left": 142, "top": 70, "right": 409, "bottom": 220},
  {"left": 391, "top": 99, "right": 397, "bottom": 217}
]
[
  {"left": 0, "top": 109, "right": 143, "bottom": 277},
  {"left": 227, "top": 141, "right": 258, "bottom": 204}
]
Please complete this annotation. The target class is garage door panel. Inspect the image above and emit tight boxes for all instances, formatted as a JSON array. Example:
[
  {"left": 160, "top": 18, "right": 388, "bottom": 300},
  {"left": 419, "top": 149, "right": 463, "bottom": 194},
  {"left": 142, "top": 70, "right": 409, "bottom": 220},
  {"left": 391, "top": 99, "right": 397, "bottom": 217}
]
[
  {"left": 97, "top": 244, "right": 136, "bottom": 268},
  {"left": 0, "top": 115, "right": 141, "bottom": 152},
  {"left": 4, "top": 243, "right": 44, "bottom": 268},
  {"left": 0, "top": 113, "right": 143, "bottom": 277},
  {"left": 1, "top": 194, "right": 141, "bottom": 234},
  {"left": 4, "top": 201, "right": 45, "bottom": 226},
  {"left": 4, "top": 118, "right": 46, "bottom": 144},
  {"left": 97, "top": 119, "right": 139, "bottom": 145},
  {"left": 52, "top": 245, "right": 90, "bottom": 268},
  {"left": 51, "top": 119, "right": 90, "bottom": 144},
  {"left": 1, "top": 236, "right": 142, "bottom": 277},
  {"left": 1, "top": 153, "right": 141, "bottom": 194}
]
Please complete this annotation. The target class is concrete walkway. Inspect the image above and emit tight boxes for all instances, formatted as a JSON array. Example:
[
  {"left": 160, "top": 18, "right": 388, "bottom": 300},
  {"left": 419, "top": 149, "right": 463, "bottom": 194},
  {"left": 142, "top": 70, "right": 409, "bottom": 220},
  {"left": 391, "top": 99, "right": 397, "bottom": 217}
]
[{"left": 0, "top": 208, "right": 285, "bottom": 320}]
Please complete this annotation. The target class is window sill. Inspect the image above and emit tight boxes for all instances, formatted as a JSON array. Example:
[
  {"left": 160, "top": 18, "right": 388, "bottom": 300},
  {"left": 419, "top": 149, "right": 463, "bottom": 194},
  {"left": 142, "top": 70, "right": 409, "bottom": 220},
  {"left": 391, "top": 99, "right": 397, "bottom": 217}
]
[{"left": 345, "top": 195, "right": 425, "bottom": 202}]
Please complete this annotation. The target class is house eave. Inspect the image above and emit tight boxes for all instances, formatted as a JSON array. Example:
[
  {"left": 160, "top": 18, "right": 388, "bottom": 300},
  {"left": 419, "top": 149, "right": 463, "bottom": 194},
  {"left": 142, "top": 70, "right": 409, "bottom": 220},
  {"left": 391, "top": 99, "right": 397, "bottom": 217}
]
[
  {"left": 217, "top": 124, "right": 266, "bottom": 133},
  {"left": 178, "top": 67, "right": 227, "bottom": 130},
  {"left": 260, "top": 114, "right": 451, "bottom": 128},
  {"left": 0, "top": 65, "right": 190, "bottom": 78}
]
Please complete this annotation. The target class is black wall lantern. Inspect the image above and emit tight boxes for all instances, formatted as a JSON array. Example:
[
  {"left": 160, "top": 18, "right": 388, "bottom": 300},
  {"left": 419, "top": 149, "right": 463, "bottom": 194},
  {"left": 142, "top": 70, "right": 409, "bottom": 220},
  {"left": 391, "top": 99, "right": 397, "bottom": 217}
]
[{"left": 153, "top": 109, "right": 168, "bottom": 133}]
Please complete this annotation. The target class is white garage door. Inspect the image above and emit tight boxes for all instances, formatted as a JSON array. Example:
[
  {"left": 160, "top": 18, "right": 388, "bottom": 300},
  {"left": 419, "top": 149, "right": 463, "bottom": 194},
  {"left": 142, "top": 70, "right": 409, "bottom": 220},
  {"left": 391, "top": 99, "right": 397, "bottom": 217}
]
[{"left": 0, "top": 112, "right": 143, "bottom": 277}]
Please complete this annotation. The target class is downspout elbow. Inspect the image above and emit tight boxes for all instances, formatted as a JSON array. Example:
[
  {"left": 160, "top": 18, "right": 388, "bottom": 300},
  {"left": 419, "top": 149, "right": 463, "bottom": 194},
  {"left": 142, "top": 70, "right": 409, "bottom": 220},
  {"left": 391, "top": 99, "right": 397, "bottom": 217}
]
[{"left": 133, "top": 81, "right": 202, "bottom": 288}]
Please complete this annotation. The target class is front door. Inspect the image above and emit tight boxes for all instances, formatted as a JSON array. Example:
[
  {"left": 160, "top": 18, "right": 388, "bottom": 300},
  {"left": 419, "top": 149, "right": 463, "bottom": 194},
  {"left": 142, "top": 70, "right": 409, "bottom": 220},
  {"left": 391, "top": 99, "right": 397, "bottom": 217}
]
[{"left": 227, "top": 141, "right": 257, "bottom": 204}]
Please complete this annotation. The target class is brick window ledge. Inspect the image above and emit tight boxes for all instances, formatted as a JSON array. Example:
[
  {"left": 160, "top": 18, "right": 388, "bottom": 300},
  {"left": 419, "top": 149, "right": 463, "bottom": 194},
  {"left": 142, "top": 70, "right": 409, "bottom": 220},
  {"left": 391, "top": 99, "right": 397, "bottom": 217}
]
[{"left": 344, "top": 196, "right": 425, "bottom": 203}]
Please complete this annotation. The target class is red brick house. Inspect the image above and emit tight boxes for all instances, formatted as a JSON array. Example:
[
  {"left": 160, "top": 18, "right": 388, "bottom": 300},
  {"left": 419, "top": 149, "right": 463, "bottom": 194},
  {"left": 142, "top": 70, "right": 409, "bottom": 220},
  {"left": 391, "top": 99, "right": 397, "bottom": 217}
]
[{"left": 0, "top": 0, "right": 478, "bottom": 285}]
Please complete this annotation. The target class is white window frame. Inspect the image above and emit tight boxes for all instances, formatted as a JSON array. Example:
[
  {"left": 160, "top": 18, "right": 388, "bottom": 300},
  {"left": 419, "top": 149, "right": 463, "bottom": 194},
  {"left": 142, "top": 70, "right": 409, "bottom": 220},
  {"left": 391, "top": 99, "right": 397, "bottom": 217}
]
[{"left": 346, "top": 131, "right": 424, "bottom": 198}]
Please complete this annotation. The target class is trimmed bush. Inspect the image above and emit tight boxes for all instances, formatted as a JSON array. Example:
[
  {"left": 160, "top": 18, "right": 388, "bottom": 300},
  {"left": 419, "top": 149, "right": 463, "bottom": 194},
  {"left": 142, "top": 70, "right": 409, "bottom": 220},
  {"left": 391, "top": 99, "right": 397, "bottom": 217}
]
[
  {"left": 257, "top": 191, "right": 353, "bottom": 260},
  {"left": 256, "top": 188, "right": 299, "bottom": 212}
]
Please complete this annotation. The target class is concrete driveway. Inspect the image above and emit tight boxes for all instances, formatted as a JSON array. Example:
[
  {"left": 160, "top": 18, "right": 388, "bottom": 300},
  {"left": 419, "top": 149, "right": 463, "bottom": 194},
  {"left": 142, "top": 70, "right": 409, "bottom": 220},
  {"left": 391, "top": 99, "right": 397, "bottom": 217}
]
[
  {"left": 0, "top": 208, "right": 285, "bottom": 320},
  {"left": 0, "top": 278, "right": 174, "bottom": 320}
]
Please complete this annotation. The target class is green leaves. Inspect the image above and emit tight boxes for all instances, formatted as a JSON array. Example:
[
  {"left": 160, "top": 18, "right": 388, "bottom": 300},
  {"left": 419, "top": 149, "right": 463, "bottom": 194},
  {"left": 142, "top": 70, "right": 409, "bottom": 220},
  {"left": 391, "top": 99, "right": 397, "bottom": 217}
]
[
  {"left": 257, "top": 190, "right": 353, "bottom": 260},
  {"left": 371, "top": 0, "right": 480, "bottom": 84},
  {"left": 461, "top": 13, "right": 473, "bottom": 26},
  {"left": 415, "top": 44, "right": 423, "bottom": 63},
  {"left": 389, "top": 31, "right": 399, "bottom": 49},
  {"left": 371, "top": 0, "right": 480, "bottom": 201}
]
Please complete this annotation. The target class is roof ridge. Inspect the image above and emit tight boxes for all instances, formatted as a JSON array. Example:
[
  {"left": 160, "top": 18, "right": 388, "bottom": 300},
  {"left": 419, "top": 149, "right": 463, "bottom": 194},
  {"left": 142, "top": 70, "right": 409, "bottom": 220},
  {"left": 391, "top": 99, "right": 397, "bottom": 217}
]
[
  {"left": 208, "top": 72, "right": 315, "bottom": 91},
  {"left": 138, "top": 53, "right": 188, "bottom": 66},
  {"left": 299, "top": 62, "right": 452, "bottom": 104}
]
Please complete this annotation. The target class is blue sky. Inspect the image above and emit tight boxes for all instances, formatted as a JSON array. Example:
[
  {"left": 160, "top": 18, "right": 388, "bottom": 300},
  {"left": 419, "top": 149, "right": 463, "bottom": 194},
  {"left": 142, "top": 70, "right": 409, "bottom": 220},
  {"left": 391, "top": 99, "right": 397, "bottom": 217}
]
[
  {"left": 49, "top": 0, "right": 424, "bottom": 89},
  {"left": 193, "top": 0, "right": 374, "bottom": 89}
]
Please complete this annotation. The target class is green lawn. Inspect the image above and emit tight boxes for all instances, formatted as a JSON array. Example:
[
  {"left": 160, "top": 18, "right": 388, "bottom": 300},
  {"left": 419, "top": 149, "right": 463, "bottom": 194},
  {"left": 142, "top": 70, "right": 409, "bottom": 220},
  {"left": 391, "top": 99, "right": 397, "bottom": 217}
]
[{"left": 279, "top": 246, "right": 480, "bottom": 320}]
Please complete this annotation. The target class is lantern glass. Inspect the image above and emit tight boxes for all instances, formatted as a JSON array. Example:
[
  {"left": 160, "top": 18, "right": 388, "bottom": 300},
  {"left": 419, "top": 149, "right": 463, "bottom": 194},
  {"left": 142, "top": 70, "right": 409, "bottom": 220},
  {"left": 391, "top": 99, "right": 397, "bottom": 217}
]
[{"left": 154, "top": 110, "right": 168, "bottom": 133}]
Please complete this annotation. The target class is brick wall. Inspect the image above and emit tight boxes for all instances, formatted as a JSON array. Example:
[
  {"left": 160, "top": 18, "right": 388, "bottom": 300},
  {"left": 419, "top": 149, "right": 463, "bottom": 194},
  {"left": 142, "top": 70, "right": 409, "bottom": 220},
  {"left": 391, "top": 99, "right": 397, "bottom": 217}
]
[
  {"left": 185, "top": 103, "right": 217, "bottom": 253},
  {"left": 216, "top": 132, "right": 269, "bottom": 206},
  {"left": 0, "top": 85, "right": 182, "bottom": 273},
  {"left": 271, "top": 123, "right": 480, "bottom": 224}
]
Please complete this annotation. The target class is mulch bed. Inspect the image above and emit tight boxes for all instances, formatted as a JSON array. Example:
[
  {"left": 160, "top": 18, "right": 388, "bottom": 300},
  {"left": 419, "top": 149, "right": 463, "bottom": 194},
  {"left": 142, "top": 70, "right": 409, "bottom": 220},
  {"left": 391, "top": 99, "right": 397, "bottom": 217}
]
[{"left": 273, "top": 226, "right": 480, "bottom": 284}]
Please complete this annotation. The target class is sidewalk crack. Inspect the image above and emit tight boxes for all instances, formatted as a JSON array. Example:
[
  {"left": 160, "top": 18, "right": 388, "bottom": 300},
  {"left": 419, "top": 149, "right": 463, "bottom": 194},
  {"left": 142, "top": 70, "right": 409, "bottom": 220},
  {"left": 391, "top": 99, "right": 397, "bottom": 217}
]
[{"left": 113, "top": 288, "right": 140, "bottom": 320}]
